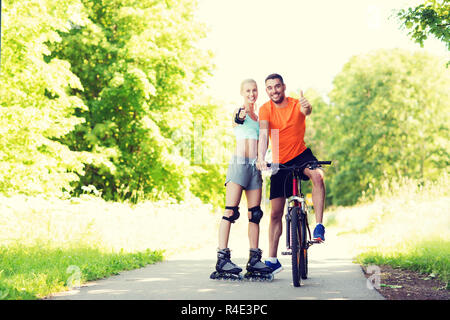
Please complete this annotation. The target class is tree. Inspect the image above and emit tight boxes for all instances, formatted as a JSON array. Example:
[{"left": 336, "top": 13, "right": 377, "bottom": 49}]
[
  {"left": 188, "top": 97, "right": 234, "bottom": 209},
  {"left": 0, "top": 0, "right": 111, "bottom": 196},
  {"left": 326, "top": 49, "right": 449, "bottom": 206},
  {"left": 397, "top": 0, "right": 450, "bottom": 51},
  {"left": 52, "top": 0, "right": 214, "bottom": 202}
]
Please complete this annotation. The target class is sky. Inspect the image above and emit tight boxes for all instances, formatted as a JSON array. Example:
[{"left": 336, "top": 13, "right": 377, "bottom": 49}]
[{"left": 195, "top": 0, "right": 449, "bottom": 106}]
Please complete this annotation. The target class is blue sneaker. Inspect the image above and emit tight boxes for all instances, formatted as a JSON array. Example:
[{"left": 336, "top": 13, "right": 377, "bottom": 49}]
[
  {"left": 264, "top": 259, "right": 283, "bottom": 274},
  {"left": 313, "top": 224, "right": 325, "bottom": 242}
]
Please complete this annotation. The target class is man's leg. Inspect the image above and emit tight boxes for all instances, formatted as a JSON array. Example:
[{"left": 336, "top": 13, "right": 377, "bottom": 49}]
[
  {"left": 268, "top": 197, "right": 285, "bottom": 257},
  {"left": 303, "top": 168, "right": 326, "bottom": 241},
  {"left": 303, "top": 168, "right": 325, "bottom": 224}
]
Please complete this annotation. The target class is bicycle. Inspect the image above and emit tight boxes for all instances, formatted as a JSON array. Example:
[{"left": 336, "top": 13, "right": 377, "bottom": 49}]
[{"left": 268, "top": 160, "right": 331, "bottom": 287}]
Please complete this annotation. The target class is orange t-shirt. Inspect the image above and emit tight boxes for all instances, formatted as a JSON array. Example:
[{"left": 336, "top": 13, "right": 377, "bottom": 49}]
[{"left": 259, "top": 97, "right": 307, "bottom": 164}]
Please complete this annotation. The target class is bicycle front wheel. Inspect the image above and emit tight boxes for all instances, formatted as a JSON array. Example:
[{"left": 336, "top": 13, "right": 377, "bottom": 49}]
[
  {"left": 290, "top": 207, "right": 302, "bottom": 287},
  {"left": 299, "top": 212, "right": 308, "bottom": 280}
]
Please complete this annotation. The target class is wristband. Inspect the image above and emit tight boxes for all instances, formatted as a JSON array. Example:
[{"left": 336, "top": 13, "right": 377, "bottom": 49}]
[{"left": 234, "top": 108, "right": 245, "bottom": 124}]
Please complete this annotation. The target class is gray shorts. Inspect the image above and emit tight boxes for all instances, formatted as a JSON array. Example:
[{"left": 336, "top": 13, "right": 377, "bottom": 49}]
[{"left": 224, "top": 156, "right": 262, "bottom": 190}]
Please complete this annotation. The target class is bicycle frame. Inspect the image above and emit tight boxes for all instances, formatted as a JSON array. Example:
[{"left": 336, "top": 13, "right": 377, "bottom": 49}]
[
  {"left": 284, "top": 170, "right": 310, "bottom": 252},
  {"left": 270, "top": 160, "right": 331, "bottom": 286},
  {"left": 276, "top": 160, "right": 331, "bottom": 255}
]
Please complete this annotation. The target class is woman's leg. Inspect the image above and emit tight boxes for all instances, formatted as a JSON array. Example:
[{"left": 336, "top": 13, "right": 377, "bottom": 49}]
[
  {"left": 245, "top": 188, "right": 262, "bottom": 249},
  {"left": 219, "top": 182, "right": 243, "bottom": 249}
]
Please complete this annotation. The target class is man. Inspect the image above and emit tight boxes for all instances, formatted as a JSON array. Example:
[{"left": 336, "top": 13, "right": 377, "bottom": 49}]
[{"left": 256, "top": 73, "right": 326, "bottom": 274}]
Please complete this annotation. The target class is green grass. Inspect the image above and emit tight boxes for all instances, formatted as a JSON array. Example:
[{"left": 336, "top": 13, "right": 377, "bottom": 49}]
[
  {"left": 325, "top": 174, "right": 450, "bottom": 286},
  {"left": 0, "top": 193, "right": 217, "bottom": 300},
  {"left": 356, "top": 239, "right": 449, "bottom": 285},
  {"left": 0, "top": 243, "right": 163, "bottom": 300}
]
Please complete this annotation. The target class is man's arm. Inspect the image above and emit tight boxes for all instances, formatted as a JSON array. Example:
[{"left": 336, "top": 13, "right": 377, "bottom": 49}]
[
  {"left": 299, "top": 90, "right": 312, "bottom": 116},
  {"left": 257, "top": 120, "right": 269, "bottom": 170}
]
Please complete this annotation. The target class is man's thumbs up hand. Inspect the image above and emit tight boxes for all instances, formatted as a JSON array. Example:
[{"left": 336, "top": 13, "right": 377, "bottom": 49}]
[{"left": 299, "top": 89, "right": 312, "bottom": 116}]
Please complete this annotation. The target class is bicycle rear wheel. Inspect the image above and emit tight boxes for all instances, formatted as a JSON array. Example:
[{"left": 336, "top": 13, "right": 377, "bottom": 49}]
[{"left": 290, "top": 207, "right": 301, "bottom": 287}]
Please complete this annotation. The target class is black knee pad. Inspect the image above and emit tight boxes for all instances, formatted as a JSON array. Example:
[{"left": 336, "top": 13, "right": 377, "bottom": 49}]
[
  {"left": 248, "top": 206, "right": 263, "bottom": 224},
  {"left": 223, "top": 206, "right": 240, "bottom": 223}
]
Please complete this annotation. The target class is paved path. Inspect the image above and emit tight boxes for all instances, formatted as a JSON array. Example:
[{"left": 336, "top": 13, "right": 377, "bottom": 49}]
[{"left": 48, "top": 229, "right": 384, "bottom": 300}]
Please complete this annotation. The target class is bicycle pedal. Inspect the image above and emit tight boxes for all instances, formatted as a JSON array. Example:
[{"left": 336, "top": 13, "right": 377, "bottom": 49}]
[{"left": 281, "top": 250, "right": 292, "bottom": 255}]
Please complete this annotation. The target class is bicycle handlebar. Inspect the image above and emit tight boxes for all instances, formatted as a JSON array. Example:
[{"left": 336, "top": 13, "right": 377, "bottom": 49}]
[{"left": 266, "top": 160, "right": 332, "bottom": 171}]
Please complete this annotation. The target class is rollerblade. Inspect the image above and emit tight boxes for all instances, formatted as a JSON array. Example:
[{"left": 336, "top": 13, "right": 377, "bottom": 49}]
[
  {"left": 244, "top": 248, "right": 274, "bottom": 282},
  {"left": 210, "top": 248, "right": 243, "bottom": 281}
]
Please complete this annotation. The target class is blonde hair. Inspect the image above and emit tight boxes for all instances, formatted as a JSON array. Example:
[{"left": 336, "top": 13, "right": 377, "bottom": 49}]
[{"left": 240, "top": 78, "right": 257, "bottom": 93}]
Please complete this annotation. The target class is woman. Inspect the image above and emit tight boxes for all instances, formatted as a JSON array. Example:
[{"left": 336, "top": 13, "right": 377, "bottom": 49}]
[{"left": 210, "top": 79, "right": 272, "bottom": 281}]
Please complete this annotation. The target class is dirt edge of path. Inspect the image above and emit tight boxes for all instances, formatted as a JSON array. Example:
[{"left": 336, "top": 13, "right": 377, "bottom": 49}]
[{"left": 361, "top": 264, "right": 449, "bottom": 300}]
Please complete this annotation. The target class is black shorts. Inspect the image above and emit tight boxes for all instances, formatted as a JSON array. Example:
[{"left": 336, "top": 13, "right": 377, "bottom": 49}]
[{"left": 269, "top": 148, "right": 318, "bottom": 200}]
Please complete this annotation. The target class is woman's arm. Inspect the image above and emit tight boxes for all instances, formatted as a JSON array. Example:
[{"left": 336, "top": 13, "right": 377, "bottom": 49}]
[
  {"left": 256, "top": 120, "right": 269, "bottom": 170},
  {"left": 232, "top": 107, "right": 246, "bottom": 127}
]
